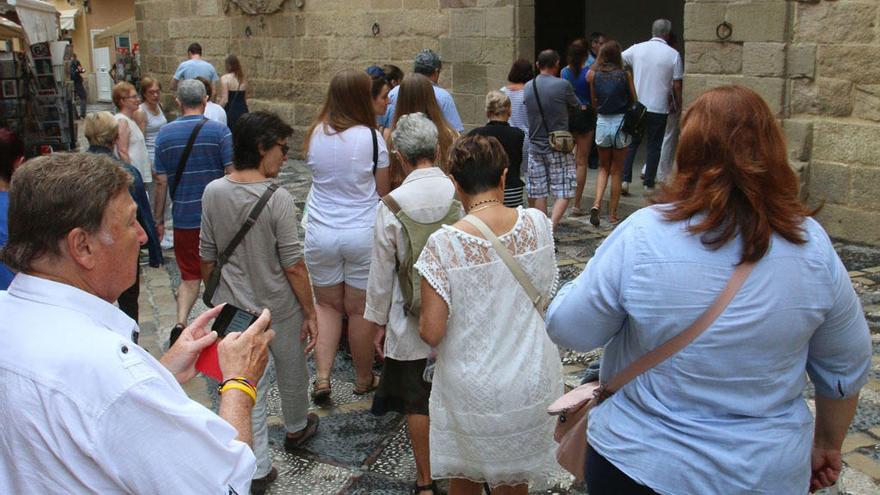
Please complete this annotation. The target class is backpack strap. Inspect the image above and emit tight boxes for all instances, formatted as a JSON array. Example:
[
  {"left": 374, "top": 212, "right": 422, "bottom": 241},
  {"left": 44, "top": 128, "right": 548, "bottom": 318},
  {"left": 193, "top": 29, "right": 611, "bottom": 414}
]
[
  {"left": 380, "top": 193, "right": 402, "bottom": 215},
  {"left": 371, "top": 127, "right": 379, "bottom": 175}
]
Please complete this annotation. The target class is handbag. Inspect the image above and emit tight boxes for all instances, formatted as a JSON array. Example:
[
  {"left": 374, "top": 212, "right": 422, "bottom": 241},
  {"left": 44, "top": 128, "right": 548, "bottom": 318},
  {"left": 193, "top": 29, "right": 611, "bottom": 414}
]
[
  {"left": 533, "top": 78, "right": 575, "bottom": 154},
  {"left": 202, "top": 183, "right": 280, "bottom": 307},
  {"left": 169, "top": 118, "right": 209, "bottom": 199},
  {"left": 621, "top": 101, "right": 647, "bottom": 139},
  {"left": 547, "top": 261, "right": 755, "bottom": 481}
]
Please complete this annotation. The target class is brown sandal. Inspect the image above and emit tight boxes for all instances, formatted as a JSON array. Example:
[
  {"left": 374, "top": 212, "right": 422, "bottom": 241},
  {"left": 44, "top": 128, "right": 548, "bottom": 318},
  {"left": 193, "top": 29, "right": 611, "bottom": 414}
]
[
  {"left": 353, "top": 374, "right": 380, "bottom": 395},
  {"left": 311, "top": 378, "right": 331, "bottom": 402}
]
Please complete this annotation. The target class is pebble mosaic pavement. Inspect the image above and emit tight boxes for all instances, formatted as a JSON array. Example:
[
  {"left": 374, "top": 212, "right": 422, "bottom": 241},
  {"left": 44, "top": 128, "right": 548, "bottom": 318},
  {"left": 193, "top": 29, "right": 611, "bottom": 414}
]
[{"left": 130, "top": 158, "right": 880, "bottom": 495}]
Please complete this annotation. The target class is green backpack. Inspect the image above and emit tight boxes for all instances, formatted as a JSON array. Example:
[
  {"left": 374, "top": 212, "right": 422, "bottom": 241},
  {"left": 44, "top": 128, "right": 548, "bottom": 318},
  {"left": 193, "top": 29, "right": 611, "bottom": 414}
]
[{"left": 381, "top": 194, "right": 462, "bottom": 316}]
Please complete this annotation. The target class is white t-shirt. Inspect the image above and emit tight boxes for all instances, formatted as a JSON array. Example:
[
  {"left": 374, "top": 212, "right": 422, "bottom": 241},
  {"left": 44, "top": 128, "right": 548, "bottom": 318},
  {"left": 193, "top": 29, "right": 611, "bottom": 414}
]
[
  {"left": 204, "top": 101, "right": 228, "bottom": 126},
  {"left": 306, "top": 125, "right": 389, "bottom": 229},
  {"left": 622, "top": 37, "right": 684, "bottom": 114}
]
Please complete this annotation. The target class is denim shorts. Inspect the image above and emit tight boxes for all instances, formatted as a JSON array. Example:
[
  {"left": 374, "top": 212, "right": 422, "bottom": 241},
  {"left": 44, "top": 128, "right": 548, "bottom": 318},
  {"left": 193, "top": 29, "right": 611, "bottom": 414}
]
[{"left": 595, "top": 113, "right": 631, "bottom": 149}]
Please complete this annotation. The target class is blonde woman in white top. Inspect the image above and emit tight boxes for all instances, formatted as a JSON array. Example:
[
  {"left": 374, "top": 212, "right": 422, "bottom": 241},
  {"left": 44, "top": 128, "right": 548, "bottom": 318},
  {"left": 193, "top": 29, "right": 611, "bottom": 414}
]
[{"left": 112, "top": 82, "right": 151, "bottom": 187}]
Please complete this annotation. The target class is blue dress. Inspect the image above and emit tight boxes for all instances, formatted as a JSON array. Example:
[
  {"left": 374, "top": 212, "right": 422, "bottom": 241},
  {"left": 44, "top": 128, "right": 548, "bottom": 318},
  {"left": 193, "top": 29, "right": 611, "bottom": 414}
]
[{"left": 225, "top": 90, "right": 249, "bottom": 132}]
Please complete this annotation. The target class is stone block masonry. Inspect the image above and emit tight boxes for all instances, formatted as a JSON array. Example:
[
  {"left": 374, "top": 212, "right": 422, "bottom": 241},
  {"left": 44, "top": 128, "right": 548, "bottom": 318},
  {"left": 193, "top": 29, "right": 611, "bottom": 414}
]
[
  {"left": 134, "top": 0, "right": 879, "bottom": 246},
  {"left": 683, "top": 0, "right": 880, "bottom": 246},
  {"left": 135, "top": 0, "right": 530, "bottom": 147}
]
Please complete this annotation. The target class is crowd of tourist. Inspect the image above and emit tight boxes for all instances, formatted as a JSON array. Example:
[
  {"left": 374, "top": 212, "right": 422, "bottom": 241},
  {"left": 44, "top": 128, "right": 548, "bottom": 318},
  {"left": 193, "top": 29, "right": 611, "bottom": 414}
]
[{"left": 0, "top": 17, "right": 872, "bottom": 495}]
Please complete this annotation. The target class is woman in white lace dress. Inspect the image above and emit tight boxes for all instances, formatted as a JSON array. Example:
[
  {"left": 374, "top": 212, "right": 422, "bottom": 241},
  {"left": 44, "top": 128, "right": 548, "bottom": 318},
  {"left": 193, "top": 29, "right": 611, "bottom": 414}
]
[{"left": 416, "top": 135, "right": 563, "bottom": 494}]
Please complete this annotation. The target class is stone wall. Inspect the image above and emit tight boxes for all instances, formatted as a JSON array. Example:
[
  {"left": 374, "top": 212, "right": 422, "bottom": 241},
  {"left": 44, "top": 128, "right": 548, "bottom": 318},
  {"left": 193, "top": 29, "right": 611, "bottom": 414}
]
[
  {"left": 135, "top": 0, "right": 533, "bottom": 147},
  {"left": 683, "top": 0, "right": 880, "bottom": 245}
]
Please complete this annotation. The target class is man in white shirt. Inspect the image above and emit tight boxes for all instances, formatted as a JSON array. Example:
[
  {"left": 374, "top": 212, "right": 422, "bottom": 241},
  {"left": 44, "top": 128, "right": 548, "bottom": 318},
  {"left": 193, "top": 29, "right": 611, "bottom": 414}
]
[
  {"left": 364, "top": 113, "right": 461, "bottom": 495},
  {"left": 0, "top": 152, "right": 274, "bottom": 494},
  {"left": 621, "top": 19, "right": 684, "bottom": 192},
  {"left": 197, "top": 76, "right": 229, "bottom": 126}
]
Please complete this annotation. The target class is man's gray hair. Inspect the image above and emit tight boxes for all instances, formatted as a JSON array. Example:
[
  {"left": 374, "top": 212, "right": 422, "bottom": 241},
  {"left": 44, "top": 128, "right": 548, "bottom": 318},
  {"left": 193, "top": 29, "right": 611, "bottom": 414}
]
[
  {"left": 391, "top": 113, "right": 438, "bottom": 165},
  {"left": 652, "top": 19, "right": 672, "bottom": 38},
  {"left": 177, "top": 79, "right": 206, "bottom": 109}
]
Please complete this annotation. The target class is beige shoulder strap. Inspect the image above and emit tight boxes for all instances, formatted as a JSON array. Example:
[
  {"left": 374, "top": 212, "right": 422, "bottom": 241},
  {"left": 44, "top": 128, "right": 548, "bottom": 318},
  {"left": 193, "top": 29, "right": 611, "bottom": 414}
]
[{"left": 461, "top": 214, "right": 547, "bottom": 314}]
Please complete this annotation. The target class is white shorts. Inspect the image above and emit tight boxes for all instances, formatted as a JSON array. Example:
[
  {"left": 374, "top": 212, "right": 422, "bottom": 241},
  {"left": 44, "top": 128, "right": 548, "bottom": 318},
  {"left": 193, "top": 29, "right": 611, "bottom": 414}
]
[
  {"left": 595, "top": 113, "right": 632, "bottom": 149},
  {"left": 304, "top": 222, "right": 372, "bottom": 290}
]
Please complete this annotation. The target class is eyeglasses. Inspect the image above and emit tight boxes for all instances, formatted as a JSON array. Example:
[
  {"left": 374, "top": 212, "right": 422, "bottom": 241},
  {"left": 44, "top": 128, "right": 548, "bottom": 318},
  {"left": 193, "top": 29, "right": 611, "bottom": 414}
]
[
  {"left": 146, "top": 89, "right": 160, "bottom": 95},
  {"left": 277, "top": 142, "right": 290, "bottom": 155},
  {"left": 123, "top": 94, "right": 139, "bottom": 100}
]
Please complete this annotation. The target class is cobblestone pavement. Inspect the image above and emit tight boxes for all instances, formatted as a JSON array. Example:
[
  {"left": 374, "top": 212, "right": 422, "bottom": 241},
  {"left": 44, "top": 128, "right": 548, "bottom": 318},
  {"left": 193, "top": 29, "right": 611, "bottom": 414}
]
[{"left": 134, "top": 160, "right": 880, "bottom": 495}]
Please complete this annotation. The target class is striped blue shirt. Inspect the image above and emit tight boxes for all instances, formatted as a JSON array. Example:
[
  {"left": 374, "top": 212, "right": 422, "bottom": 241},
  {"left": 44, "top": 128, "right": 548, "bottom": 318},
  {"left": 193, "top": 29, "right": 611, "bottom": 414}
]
[
  {"left": 154, "top": 116, "right": 232, "bottom": 229},
  {"left": 546, "top": 206, "right": 871, "bottom": 494}
]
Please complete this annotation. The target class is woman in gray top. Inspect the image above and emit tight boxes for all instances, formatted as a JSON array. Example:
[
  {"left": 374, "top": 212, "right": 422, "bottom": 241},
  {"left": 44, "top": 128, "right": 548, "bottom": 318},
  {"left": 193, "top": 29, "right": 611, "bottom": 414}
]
[{"left": 199, "top": 111, "right": 319, "bottom": 494}]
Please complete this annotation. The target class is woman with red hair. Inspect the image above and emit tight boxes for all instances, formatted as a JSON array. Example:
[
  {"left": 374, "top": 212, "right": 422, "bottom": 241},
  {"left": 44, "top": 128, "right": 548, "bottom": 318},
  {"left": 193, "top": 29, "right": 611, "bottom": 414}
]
[{"left": 546, "top": 86, "right": 871, "bottom": 494}]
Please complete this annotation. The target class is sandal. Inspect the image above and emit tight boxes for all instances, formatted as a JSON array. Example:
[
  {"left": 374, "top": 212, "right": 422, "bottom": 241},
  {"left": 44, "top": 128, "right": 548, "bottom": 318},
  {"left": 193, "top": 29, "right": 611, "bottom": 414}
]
[
  {"left": 353, "top": 374, "right": 380, "bottom": 395},
  {"left": 411, "top": 481, "right": 439, "bottom": 495},
  {"left": 284, "top": 412, "right": 319, "bottom": 451},
  {"left": 589, "top": 206, "right": 600, "bottom": 227},
  {"left": 311, "top": 378, "right": 331, "bottom": 402}
]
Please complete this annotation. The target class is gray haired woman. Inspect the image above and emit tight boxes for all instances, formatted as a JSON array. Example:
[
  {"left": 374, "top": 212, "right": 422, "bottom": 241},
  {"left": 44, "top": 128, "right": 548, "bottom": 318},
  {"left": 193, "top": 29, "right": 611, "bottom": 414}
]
[{"left": 365, "top": 113, "right": 461, "bottom": 495}]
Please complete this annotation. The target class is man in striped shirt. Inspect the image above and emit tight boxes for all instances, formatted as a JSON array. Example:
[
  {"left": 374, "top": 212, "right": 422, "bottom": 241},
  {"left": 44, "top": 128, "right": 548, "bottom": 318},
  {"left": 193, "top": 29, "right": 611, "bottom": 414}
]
[{"left": 154, "top": 80, "right": 232, "bottom": 340}]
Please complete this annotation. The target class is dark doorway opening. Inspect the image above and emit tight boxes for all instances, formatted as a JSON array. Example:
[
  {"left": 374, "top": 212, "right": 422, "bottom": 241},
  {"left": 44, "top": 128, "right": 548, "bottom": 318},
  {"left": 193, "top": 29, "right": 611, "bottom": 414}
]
[
  {"left": 534, "top": 1, "right": 586, "bottom": 60},
  {"left": 534, "top": 1, "right": 685, "bottom": 61}
]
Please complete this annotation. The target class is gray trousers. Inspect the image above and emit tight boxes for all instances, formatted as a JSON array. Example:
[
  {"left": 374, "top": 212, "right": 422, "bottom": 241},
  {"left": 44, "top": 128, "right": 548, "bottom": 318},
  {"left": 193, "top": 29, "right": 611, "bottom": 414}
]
[{"left": 252, "top": 309, "right": 310, "bottom": 478}]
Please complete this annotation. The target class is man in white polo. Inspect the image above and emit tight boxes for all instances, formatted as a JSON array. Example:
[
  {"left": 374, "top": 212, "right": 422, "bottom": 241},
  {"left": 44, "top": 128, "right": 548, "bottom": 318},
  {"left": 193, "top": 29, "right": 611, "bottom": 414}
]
[
  {"left": 0, "top": 153, "right": 274, "bottom": 493},
  {"left": 621, "top": 18, "right": 683, "bottom": 193}
]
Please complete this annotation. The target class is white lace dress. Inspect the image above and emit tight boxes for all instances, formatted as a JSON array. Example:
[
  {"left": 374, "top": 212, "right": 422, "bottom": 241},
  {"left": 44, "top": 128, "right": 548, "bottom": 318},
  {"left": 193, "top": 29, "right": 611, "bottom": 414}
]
[{"left": 415, "top": 207, "right": 564, "bottom": 487}]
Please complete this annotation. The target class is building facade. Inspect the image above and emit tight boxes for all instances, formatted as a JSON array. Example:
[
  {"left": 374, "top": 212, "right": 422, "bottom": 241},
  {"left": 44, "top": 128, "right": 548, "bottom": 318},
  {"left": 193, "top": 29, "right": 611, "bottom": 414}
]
[{"left": 134, "top": 0, "right": 880, "bottom": 245}]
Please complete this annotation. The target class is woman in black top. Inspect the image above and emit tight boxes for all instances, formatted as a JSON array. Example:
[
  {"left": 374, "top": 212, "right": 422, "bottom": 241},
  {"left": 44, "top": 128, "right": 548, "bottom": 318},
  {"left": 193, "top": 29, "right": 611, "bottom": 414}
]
[{"left": 467, "top": 90, "right": 526, "bottom": 207}]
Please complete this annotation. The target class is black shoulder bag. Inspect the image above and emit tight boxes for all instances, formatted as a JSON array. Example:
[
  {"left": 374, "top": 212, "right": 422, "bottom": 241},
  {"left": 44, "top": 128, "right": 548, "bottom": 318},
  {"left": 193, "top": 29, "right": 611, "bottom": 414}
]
[
  {"left": 203, "top": 183, "right": 280, "bottom": 307},
  {"left": 621, "top": 73, "right": 647, "bottom": 139},
  {"left": 170, "top": 118, "right": 209, "bottom": 199},
  {"left": 371, "top": 127, "right": 379, "bottom": 175}
]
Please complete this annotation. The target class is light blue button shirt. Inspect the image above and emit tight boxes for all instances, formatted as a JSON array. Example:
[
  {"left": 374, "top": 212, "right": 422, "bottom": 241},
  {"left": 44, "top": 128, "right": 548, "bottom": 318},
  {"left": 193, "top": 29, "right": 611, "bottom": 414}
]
[
  {"left": 381, "top": 82, "right": 464, "bottom": 132},
  {"left": 546, "top": 206, "right": 871, "bottom": 495}
]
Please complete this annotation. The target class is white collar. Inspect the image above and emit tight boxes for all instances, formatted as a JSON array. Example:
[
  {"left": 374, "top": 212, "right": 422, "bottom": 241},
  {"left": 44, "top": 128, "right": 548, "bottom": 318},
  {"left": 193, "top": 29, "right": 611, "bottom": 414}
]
[
  {"left": 7, "top": 273, "right": 139, "bottom": 342},
  {"left": 401, "top": 166, "right": 447, "bottom": 184},
  {"left": 649, "top": 37, "right": 669, "bottom": 45}
]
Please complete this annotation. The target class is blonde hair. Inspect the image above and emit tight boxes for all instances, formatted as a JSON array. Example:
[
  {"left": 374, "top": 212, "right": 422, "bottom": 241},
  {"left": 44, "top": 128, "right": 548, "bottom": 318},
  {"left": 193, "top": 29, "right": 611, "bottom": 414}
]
[
  {"left": 84, "top": 111, "right": 119, "bottom": 148},
  {"left": 112, "top": 82, "right": 136, "bottom": 108},
  {"left": 485, "top": 90, "right": 510, "bottom": 117}
]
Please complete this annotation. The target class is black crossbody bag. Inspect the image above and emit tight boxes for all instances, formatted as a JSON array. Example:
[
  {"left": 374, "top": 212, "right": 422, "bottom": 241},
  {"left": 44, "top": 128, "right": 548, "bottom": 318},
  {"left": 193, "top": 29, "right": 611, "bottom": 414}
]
[{"left": 203, "top": 183, "right": 280, "bottom": 307}]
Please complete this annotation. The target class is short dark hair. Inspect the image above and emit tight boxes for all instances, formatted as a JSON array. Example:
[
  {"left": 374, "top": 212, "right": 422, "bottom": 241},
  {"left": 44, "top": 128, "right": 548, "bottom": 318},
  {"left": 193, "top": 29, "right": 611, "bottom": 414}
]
[
  {"left": 1, "top": 153, "right": 130, "bottom": 272},
  {"left": 448, "top": 135, "right": 508, "bottom": 195},
  {"left": 382, "top": 64, "right": 404, "bottom": 84},
  {"left": 195, "top": 76, "right": 212, "bottom": 99},
  {"left": 507, "top": 58, "right": 534, "bottom": 84},
  {"left": 187, "top": 42, "right": 202, "bottom": 55},
  {"left": 589, "top": 32, "right": 605, "bottom": 44},
  {"left": 0, "top": 127, "right": 24, "bottom": 183},
  {"left": 233, "top": 111, "right": 293, "bottom": 170},
  {"left": 537, "top": 49, "right": 560, "bottom": 70}
]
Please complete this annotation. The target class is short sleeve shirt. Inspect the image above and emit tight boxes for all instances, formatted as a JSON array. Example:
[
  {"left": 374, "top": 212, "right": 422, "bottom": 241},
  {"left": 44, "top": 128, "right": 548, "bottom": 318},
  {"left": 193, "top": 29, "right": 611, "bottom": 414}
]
[
  {"left": 173, "top": 59, "right": 219, "bottom": 82},
  {"left": 154, "top": 116, "right": 232, "bottom": 229},
  {"left": 305, "top": 125, "right": 389, "bottom": 230},
  {"left": 380, "top": 83, "right": 465, "bottom": 132},
  {"left": 523, "top": 75, "right": 580, "bottom": 154},
  {"left": 621, "top": 38, "right": 684, "bottom": 114},
  {"left": 200, "top": 178, "right": 303, "bottom": 321}
]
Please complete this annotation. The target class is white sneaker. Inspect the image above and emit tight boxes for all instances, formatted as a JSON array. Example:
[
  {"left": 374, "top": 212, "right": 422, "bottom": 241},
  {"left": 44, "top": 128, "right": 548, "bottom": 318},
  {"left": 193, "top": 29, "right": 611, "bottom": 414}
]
[
  {"left": 621, "top": 182, "right": 630, "bottom": 196},
  {"left": 160, "top": 231, "right": 174, "bottom": 250}
]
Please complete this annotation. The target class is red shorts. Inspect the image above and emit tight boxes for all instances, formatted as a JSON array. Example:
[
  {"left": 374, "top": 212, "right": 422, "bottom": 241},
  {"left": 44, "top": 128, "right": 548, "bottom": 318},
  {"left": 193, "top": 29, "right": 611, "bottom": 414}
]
[{"left": 173, "top": 228, "right": 202, "bottom": 281}]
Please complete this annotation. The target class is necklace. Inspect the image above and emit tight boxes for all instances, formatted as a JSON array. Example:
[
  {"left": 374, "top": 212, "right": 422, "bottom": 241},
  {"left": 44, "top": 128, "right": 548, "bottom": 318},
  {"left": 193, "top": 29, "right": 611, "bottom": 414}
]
[{"left": 468, "top": 198, "right": 501, "bottom": 213}]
